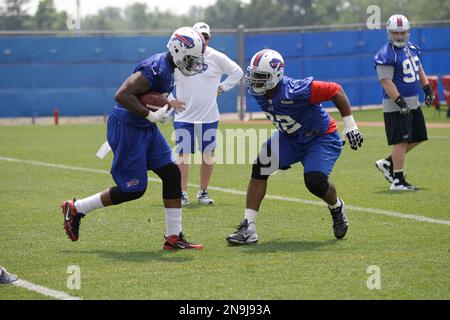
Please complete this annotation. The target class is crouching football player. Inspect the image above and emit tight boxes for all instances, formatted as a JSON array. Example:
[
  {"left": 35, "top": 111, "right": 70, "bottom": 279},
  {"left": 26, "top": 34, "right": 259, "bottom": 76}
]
[
  {"left": 226, "top": 49, "right": 363, "bottom": 245},
  {"left": 60, "top": 27, "right": 206, "bottom": 250}
]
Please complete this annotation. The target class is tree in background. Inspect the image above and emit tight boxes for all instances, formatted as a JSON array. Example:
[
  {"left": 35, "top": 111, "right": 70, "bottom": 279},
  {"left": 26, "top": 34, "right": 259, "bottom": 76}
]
[
  {"left": 33, "top": 0, "right": 67, "bottom": 30},
  {"left": 82, "top": 7, "right": 123, "bottom": 30},
  {"left": 0, "top": 0, "right": 31, "bottom": 30},
  {"left": 0, "top": 0, "right": 448, "bottom": 31},
  {"left": 124, "top": 3, "right": 148, "bottom": 29},
  {"left": 203, "top": 0, "right": 241, "bottom": 28}
]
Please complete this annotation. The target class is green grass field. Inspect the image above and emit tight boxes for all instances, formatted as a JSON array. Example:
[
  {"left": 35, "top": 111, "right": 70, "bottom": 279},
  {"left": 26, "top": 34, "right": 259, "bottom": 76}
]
[{"left": 1, "top": 108, "right": 449, "bottom": 300}]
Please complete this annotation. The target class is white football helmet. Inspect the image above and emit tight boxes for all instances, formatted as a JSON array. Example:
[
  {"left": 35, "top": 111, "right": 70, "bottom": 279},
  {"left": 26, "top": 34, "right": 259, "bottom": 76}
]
[
  {"left": 386, "top": 14, "right": 410, "bottom": 48},
  {"left": 193, "top": 22, "right": 211, "bottom": 39},
  {"left": 167, "top": 27, "right": 206, "bottom": 76},
  {"left": 246, "top": 49, "right": 285, "bottom": 95}
]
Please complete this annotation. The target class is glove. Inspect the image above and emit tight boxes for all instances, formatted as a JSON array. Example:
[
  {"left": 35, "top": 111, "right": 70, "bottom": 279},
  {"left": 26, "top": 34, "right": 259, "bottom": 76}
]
[
  {"left": 423, "top": 84, "right": 435, "bottom": 106},
  {"left": 342, "top": 115, "right": 363, "bottom": 150},
  {"left": 145, "top": 104, "right": 169, "bottom": 123},
  {"left": 159, "top": 107, "right": 173, "bottom": 124},
  {"left": 394, "top": 96, "right": 411, "bottom": 116}
]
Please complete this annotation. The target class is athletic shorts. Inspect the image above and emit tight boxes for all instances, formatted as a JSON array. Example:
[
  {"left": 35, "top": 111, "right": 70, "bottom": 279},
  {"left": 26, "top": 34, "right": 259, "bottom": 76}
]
[
  {"left": 173, "top": 121, "right": 219, "bottom": 154},
  {"left": 384, "top": 107, "right": 428, "bottom": 146},
  {"left": 107, "top": 114, "right": 174, "bottom": 192},
  {"left": 260, "top": 130, "right": 342, "bottom": 177}
]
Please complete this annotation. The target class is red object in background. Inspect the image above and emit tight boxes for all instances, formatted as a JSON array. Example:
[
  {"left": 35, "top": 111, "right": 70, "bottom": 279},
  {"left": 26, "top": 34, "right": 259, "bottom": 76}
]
[
  {"left": 443, "top": 75, "right": 450, "bottom": 107},
  {"left": 53, "top": 109, "right": 59, "bottom": 125},
  {"left": 426, "top": 75, "right": 440, "bottom": 107}
]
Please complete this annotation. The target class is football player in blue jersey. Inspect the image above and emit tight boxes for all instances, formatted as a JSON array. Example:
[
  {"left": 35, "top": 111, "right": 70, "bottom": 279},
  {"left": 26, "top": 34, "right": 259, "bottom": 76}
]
[
  {"left": 60, "top": 27, "right": 206, "bottom": 251},
  {"left": 226, "top": 49, "right": 363, "bottom": 245},
  {"left": 374, "top": 14, "right": 434, "bottom": 191}
]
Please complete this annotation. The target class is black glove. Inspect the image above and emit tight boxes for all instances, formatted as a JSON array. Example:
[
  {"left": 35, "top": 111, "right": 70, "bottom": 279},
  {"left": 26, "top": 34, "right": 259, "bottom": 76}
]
[
  {"left": 395, "top": 96, "right": 411, "bottom": 115},
  {"left": 423, "top": 84, "right": 435, "bottom": 106},
  {"left": 344, "top": 129, "right": 364, "bottom": 150}
]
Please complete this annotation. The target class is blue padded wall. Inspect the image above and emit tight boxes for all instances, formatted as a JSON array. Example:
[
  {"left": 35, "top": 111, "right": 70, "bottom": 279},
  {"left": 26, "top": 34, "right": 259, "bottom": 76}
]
[
  {"left": 0, "top": 26, "right": 449, "bottom": 117},
  {"left": 245, "top": 26, "right": 450, "bottom": 112}
]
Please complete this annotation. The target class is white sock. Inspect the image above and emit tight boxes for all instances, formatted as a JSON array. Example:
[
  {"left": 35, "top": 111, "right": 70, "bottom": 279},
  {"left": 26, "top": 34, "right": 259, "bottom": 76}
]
[
  {"left": 165, "top": 208, "right": 182, "bottom": 237},
  {"left": 74, "top": 193, "right": 104, "bottom": 215},
  {"left": 329, "top": 199, "right": 341, "bottom": 210},
  {"left": 245, "top": 208, "right": 258, "bottom": 231}
]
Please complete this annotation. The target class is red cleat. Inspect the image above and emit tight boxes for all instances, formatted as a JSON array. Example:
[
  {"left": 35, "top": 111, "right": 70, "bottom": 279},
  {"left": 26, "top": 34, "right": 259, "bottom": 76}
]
[
  {"left": 60, "top": 199, "right": 84, "bottom": 241},
  {"left": 163, "top": 232, "right": 204, "bottom": 251}
]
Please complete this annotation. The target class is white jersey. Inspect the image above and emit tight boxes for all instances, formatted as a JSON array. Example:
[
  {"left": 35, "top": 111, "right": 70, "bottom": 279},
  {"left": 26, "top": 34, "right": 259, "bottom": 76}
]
[{"left": 173, "top": 46, "right": 243, "bottom": 124}]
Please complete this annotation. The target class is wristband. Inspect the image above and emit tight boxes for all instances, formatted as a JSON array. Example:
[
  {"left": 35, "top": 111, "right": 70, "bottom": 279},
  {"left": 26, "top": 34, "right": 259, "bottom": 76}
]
[
  {"left": 342, "top": 115, "right": 356, "bottom": 129},
  {"left": 423, "top": 84, "right": 433, "bottom": 95}
]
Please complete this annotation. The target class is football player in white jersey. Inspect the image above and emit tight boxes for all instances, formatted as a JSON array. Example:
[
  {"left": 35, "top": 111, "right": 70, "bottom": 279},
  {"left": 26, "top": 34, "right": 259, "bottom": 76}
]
[{"left": 172, "top": 22, "right": 243, "bottom": 205}]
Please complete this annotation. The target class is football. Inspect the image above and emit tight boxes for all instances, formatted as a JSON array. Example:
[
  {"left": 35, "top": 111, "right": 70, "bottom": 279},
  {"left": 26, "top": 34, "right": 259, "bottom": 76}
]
[{"left": 138, "top": 91, "right": 169, "bottom": 111}]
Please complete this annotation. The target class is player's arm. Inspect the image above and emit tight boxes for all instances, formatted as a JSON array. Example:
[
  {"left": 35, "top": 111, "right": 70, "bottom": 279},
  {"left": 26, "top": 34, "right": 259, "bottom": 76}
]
[
  {"left": 309, "top": 81, "right": 363, "bottom": 150},
  {"left": 114, "top": 71, "right": 153, "bottom": 118},
  {"left": 419, "top": 68, "right": 434, "bottom": 106},
  {"left": 310, "top": 80, "right": 351, "bottom": 116},
  {"left": 217, "top": 54, "right": 244, "bottom": 95},
  {"left": 377, "top": 65, "right": 409, "bottom": 115},
  {"left": 379, "top": 79, "right": 401, "bottom": 100}
]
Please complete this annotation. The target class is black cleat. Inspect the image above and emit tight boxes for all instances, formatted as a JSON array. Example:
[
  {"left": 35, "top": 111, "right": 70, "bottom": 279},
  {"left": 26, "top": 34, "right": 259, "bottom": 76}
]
[
  {"left": 226, "top": 219, "right": 258, "bottom": 245},
  {"left": 329, "top": 199, "right": 349, "bottom": 239}
]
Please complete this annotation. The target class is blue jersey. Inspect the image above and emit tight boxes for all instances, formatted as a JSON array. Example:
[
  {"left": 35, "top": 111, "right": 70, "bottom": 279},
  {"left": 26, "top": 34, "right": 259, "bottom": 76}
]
[
  {"left": 373, "top": 42, "right": 422, "bottom": 99},
  {"left": 112, "top": 52, "right": 175, "bottom": 127},
  {"left": 253, "top": 76, "right": 335, "bottom": 144}
]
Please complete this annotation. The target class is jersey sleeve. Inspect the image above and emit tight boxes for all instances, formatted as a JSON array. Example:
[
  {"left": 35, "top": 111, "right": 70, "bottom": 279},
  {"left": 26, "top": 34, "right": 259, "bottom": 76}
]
[
  {"left": 217, "top": 52, "right": 243, "bottom": 92},
  {"left": 373, "top": 44, "right": 395, "bottom": 66},
  {"left": 134, "top": 62, "right": 158, "bottom": 90},
  {"left": 309, "top": 81, "right": 341, "bottom": 104},
  {"left": 376, "top": 65, "right": 394, "bottom": 80},
  {"left": 286, "top": 76, "right": 314, "bottom": 102}
]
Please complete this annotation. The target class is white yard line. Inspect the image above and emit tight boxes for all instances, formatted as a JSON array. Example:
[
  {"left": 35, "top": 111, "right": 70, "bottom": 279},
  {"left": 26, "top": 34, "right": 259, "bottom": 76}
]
[
  {"left": 1, "top": 156, "right": 449, "bottom": 226},
  {"left": 12, "top": 279, "right": 82, "bottom": 300}
]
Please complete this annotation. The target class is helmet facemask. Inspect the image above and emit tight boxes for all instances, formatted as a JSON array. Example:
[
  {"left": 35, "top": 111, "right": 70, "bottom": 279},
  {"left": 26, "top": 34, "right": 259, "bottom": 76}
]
[
  {"left": 176, "top": 54, "right": 205, "bottom": 76},
  {"left": 388, "top": 30, "right": 410, "bottom": 48},
  {"left": 246, "top": 68, "right": 272, "bottom": 95}
]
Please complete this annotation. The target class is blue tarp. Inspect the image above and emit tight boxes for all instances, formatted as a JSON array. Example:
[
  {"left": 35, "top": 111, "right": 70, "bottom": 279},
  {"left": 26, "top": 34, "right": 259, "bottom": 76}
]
[{"left": 0, "top": 27, "right": 449, "bottom": 117}]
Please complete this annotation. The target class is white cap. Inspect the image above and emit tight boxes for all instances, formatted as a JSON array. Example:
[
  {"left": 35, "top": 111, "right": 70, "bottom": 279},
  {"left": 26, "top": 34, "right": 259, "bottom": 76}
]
[{"left": 193, "top": 22, "right": 211, "bottom": 38}]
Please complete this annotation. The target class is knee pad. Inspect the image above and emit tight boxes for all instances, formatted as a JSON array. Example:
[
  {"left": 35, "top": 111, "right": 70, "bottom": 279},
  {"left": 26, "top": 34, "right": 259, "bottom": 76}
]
[
  {"left": 109, "top": 186, "right": 145, "bottom": 205},
  {"left": 153, "top": 162, "right": 182, "bottom": 199},
  {"left": 304, "top": 171, "right": 329, "bottom": 198}
]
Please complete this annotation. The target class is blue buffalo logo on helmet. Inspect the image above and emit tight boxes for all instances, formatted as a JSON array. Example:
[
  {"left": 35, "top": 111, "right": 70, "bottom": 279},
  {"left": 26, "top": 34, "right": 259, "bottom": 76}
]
[
  {"left": 269, "top": 58, "right": 284, "bottom": 71},
  {"left": 171, "top": 34, "right": 195, "bottom": 49}
]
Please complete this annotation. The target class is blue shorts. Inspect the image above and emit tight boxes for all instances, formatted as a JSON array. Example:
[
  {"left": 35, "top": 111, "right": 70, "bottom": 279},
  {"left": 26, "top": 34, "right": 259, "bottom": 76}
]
[
  {"left": 264, "top": 130, "right": 342, "bottom": 176},
  {"left": 173, "top": 121, "right": 219, "bottom": 154},
  {"left": 107, "top": 115, "right": 174, "bottom": 192}
]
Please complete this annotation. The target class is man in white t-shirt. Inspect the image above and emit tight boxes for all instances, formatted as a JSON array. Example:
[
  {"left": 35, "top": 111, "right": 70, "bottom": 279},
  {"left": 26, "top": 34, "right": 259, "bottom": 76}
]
[{"left": 173, "top": 22, "right": 243, "bottom": 205}]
